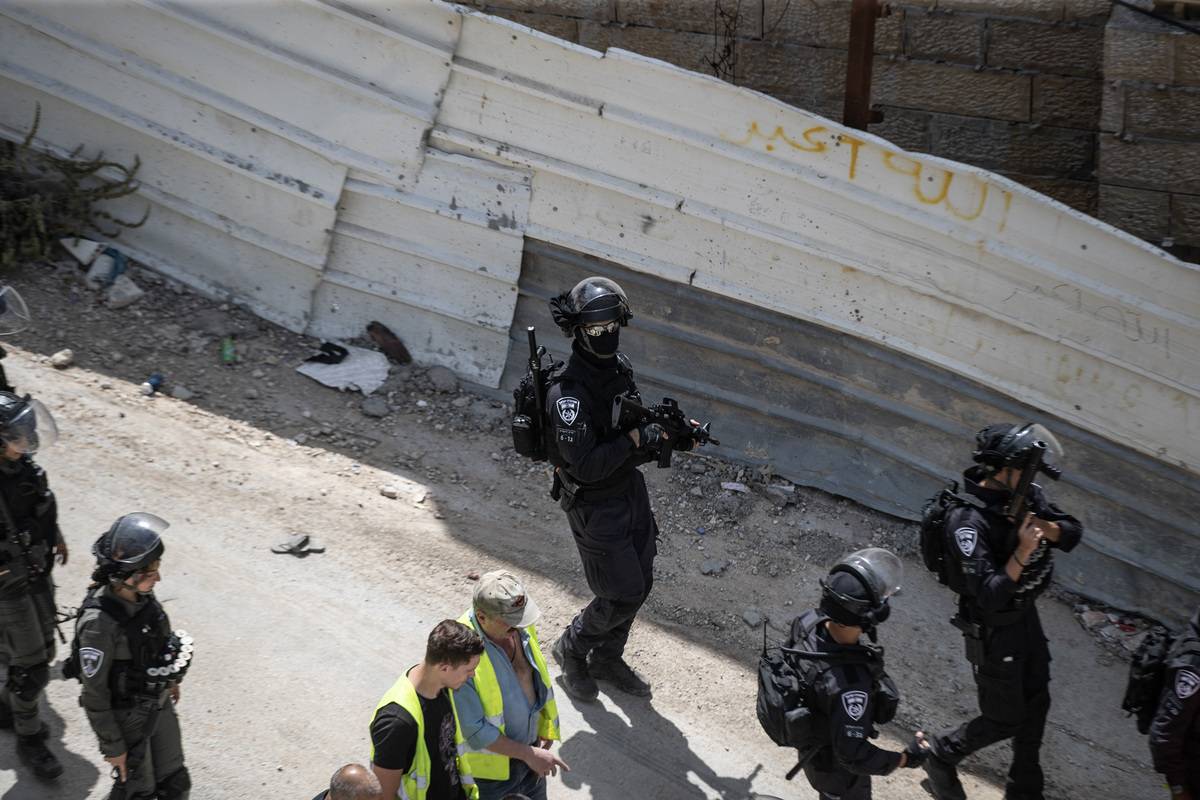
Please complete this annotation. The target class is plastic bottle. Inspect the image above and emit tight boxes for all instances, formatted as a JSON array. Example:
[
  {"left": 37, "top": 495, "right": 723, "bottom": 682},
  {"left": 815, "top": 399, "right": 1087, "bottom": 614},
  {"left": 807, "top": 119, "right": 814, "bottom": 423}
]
[{"left": 220, "top": 335, "right": 237, "bottom": 365}]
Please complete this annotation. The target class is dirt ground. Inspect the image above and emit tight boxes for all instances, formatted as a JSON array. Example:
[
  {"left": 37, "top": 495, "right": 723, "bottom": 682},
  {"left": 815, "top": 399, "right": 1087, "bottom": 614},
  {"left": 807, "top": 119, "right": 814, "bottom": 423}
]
[{"left": 0, "top": 261, "right": 1162, "bottom": 799}]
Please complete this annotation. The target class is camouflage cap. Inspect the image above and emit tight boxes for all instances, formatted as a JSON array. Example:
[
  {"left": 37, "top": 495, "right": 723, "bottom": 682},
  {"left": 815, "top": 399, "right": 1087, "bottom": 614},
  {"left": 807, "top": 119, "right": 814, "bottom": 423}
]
[{"left": 473, "top": 570, "right": 541, "bottom": 628}]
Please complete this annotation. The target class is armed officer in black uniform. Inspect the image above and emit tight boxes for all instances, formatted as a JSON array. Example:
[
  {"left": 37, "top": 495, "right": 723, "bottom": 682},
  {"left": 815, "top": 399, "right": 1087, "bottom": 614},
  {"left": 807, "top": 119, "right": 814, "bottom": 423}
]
[
  {"left": 923, "top": 423, "right": 1083, "bottom": 800},
  {"left": 1149, "top": 604, "right": 1200, "bottom": 800},
  {"left": 544, "top": 277, "right": 678, "bottom": 703},
  {"left": 788, "top": 548, "right": 927, "bottom": 800},
  {"left": 0, "top": 391, "right": 66, "bottom": 779}
]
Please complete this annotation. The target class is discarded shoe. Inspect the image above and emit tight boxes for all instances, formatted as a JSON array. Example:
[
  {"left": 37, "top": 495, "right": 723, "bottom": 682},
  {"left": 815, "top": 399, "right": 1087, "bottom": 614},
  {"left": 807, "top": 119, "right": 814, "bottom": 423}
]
[
  {"left": 271, "top": 533, "right": 325, "bottom": 556},
  {"left": 17, "top": 734, "right": 62, "bottom": 779},
  {"left": 551, "top": 635, "right": 598, "bottom": 703},
  {"left": 589, "top": 656, "right": 652, "bottom": 697}
]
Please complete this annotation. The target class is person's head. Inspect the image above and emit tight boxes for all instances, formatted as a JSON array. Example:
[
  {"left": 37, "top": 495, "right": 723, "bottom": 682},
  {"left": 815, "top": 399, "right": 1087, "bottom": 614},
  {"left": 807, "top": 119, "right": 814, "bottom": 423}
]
[
  {"left": 819, "top": 548, "right": 903, "bottom": 643},
  {"left": 548, "top": 276, "right": 632, "bottom": 360},
  {"left": 327, "top": 763, "right": 382, "bottom": 800},
  {"left": 424, "top": 620, "right": 484, "bottom": 690},
  {"left": 472, "top": 570, "right": 541, "bottom": 641},
  {"left": 92, "top": 512, "right": 168, "bottom": 596},
  {"left": 0, "top": 393, "right": 57, "bottom": 460},
  {"left": 971, "top": 422, "right": 1064, "bottom": 489}
]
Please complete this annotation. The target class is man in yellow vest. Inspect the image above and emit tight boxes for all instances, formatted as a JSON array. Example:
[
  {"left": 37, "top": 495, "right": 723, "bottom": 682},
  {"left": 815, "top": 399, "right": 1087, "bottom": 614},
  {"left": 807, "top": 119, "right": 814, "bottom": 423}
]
[
  {"left": 453, "top": 571, "right": 568, "bottom": 800},
  {"left": 370, "top": 620, "right": 485, "bottom": 800}
]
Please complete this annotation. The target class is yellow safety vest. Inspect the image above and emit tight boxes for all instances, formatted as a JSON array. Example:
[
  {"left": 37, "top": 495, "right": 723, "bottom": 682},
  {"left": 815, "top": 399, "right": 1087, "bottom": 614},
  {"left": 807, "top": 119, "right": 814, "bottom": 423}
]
[
  {"left": 455, "top": 611, "right": 561, "bottom": 781},
  {"left": 370, "top": 670, "right": 480, "bottom": 800}
]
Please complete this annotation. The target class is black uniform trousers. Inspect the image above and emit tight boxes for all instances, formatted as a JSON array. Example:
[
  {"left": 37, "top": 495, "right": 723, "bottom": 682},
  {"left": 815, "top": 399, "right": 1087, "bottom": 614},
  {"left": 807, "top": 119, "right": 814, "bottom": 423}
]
[
  {"left": 560, "top": 471, "right": 657, "bottom": 661},
  {"left": 803, "top": 752, "right": 872, "bottom": 800},
  {"left": 932, "top": 607, "right": 1052, "bottom": 800}
]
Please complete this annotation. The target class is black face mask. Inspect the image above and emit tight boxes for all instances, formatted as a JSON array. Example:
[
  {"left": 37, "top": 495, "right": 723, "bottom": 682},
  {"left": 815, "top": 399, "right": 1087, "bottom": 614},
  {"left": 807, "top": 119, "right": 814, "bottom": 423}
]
[{"left": 577, "top": 328, "right": 620, "bottom": 359}]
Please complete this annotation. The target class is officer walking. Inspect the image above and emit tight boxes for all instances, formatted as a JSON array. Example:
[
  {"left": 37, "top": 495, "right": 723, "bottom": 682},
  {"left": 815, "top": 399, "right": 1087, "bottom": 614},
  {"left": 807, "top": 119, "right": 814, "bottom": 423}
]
[
  {"left": 922, "top": 423, "right": 1083, "bottom": 800},
  {"left": 788, "top": 549, "right": 927, "bottom": 799},
  {"left": 1149, "top": 605, "right": 1200, "bottom": 800},
  {"left": 75, "top": 513, "right": 191, "bottom": 799},
  {"left": 0, "top": 391, "right": 66, "bottom": 779},
  {"left": 543, "top": 277, "right": 676, "bottom": 702}
]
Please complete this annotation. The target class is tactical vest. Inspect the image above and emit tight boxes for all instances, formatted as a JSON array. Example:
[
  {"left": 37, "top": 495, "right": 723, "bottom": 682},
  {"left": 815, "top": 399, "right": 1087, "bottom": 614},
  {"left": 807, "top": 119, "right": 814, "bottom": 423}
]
[
  {"left": 0, "top": 458, "right": 55, "bottom": 591},
  {"left": 548, "top": 354, "right": 639, "bottom": 491},
  {"left": 370, "top": 673, "right": 479, "bottom": 800},
  {"left": 81, "top": 589, "right": 174, "bottom": 704},
  {"left": 456, "top": 612, "right": 560, "bottom": 781},
  {"left": 945, "top": 505, "right": 1054, "bottom": 625}
]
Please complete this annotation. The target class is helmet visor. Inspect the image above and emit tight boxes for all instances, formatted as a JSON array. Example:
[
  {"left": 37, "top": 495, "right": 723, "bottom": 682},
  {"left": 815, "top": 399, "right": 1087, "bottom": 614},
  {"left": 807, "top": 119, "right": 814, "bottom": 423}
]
[
  {"left": 0, "top": 286, "right": 31, "bottom": 336},
  {"left": 108, "top": 512, "right": 169, "bottom": 565},
  {"left": 840, "top": 548, "right": 904, "bottom": 601},
  {"left": 1010, "top": 423, "right": 1065, "bottom": 467},
  {"left": 1, "top": 398, "right": 58, "bottom": 454},
  {"left": 570, "top": 277, "right": 630, "bottom": 326}
]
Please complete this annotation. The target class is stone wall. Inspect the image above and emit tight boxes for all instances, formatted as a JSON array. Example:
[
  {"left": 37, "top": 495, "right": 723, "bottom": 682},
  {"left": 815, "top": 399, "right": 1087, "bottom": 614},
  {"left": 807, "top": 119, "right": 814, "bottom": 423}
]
[{"left": 463, "top": 0, "right": 1199, "bottom": 261}]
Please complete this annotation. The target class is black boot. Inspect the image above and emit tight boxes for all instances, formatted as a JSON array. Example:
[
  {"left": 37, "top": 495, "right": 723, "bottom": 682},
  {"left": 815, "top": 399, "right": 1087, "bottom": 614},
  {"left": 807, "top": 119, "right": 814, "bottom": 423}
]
[
  {"left": 17, "top": 734, "right": 62, "bottom": 779},
  {"left": 922, "top": 752, "right": 966, "bottom": 800},
  {"left": 552, "top": 635, "right": 598, "bottom": 703},
  {"left": 588, "top": 654, "right": 652, "bottom": 697},
  {"left": 0, "top": 698, "right": 10, "bottom": 730}
]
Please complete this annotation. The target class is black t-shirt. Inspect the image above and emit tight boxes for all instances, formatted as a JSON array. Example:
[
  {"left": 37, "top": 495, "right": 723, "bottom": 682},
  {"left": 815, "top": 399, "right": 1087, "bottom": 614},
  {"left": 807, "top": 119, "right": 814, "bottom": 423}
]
[{"left": 370, "top": 693, "right": 467, "bottom": 800}]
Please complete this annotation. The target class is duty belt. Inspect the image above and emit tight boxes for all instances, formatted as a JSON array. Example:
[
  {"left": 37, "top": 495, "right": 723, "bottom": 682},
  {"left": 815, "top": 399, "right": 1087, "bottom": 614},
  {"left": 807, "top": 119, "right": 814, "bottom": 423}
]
[{"left": 553, "top": 469, "right": 631, "bottom": 506}]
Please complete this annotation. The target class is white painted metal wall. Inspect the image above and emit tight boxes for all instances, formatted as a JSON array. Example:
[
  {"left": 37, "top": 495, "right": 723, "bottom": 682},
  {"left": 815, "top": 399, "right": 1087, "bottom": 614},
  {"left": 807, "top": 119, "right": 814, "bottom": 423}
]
[{"left": 0, "top": 0, "right": 1196, "bottom": 473}]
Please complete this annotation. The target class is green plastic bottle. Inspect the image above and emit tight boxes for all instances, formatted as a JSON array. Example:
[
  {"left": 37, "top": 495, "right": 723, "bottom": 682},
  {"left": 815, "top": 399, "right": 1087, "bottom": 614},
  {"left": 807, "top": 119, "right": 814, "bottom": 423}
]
[{"left": 220, "top": 335, "right": 237, "bottom": 366}]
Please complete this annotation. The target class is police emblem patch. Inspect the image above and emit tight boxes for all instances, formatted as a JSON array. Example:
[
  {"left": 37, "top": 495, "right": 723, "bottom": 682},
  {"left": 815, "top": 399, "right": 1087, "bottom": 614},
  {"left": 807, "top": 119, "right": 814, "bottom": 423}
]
[
  {"left": 80, "top": 647, "right": 104, "bottom": 679},
  {"left": 842, "top": 690, "right": 868, "bottom": 722},
  {"left": 1177, "top": 669, "right": 1199, "bottom": 699},
  {"left": 556, "top": 397, "right": 580, "bottom": 426},
  {"left": 954, "top": 527, "right": 977, "bottom": 557}
]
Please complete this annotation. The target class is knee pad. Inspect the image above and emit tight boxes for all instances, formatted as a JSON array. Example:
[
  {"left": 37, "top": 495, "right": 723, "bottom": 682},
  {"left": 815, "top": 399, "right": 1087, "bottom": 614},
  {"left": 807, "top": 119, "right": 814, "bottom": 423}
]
[
  {"left": 156, "top": 766, "right": 191, "bottom": 800},
  {"left": 5, "top": 663, "right": 50, "bottom": 701}
]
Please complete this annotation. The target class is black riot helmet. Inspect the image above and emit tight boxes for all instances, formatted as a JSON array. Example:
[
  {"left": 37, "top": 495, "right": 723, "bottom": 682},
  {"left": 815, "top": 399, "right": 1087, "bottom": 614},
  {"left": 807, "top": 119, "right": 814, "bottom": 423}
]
[
  {"left": 819, "top": 548, "right": 903, "bottom": 639},
  {"left": 0, "top": 392, "right": 58, "bottom": 455},
  {"left": 93, "top": 512, "right": 168, "bottom": 584},
  {"left": 972, "top": 422, "right": 1064, "bottom": 479},
  {"left": 549, "top": 277, "right": 632, "bottom": 359}
]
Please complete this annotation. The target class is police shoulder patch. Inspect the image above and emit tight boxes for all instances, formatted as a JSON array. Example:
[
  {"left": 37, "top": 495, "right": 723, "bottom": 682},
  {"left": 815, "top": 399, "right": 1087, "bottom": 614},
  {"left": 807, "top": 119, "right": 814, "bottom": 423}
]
[
  {"left": 556, "top": 397, "right": 580, "bottom": 426},
  {"left": 841, "top": 690, "right": 868, "bottom": 722},
  {"left": 80, "top": 647, "right": 104, "bottom": 679},
  {"left": 1177, "top": 669, "right": 1199, "bottom": 700},
  {"left": 954, "top": 527, "right": 978, "bottom": 557}
]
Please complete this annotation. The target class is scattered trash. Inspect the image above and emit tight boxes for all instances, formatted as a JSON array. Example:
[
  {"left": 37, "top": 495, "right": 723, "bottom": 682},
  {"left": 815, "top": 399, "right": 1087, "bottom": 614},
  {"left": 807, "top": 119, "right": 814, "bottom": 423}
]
[
  {"left": 220, "top": 335, "right": 238, "bottom": 366},
  {"left": 466, "top": 570, "right": 481, "bottom": 581},
  {"left": 720, "top": 481, "right": 750, "bottom": 493},
  {"left": 367, "top": 321, "right": 412, "bottom": 364},
  {"left": 169, "top": 385, "right": 195, "bottom": 401},
  {"left": 295, "top": 343, "right": 389, "bottom": 395},
  {"left": 59, "top": 237, "right": 105, "bottom": 268},
  {"left": 138, "top": 372, "right": 165, "bottom": 396},
  {"left": 49, "top": 349, "right": 74, "bottom": 369},
  {"left": 270, "top": 533, "right": 325, "bottom": 556},
  {"left": 304, "top": 342, "right": 349, "bottom": 365}
]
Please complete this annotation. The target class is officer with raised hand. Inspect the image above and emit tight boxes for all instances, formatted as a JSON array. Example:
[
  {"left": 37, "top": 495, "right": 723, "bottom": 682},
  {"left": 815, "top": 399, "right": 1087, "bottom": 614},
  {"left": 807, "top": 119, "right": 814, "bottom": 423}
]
[
  {"left": 0, "top": 391, "right": 65, "bottom": 779},
  {"left": 543, "top": 277, "right": 674, "bottom": 702},
  {"left": 787, "top": 548, "right": 927, "bottom": 800},
  {"left": 922, "top": 423, "right": 1083, "bottom": 800},
  {"left": 75, "top": 513, "right": 191, "bottom": 800}
]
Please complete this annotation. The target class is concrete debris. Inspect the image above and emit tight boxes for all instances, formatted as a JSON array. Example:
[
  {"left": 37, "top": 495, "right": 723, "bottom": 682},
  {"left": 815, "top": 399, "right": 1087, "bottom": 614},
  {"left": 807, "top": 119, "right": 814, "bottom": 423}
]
[
  {"left": 361, "top": 396, "right": 391, "bottom": 419},
  {"left": 49, "top": 349, "right": 74, "bottom": 369},
  {"left": 765, "top": 485, "right": 795, "bottom": 508},
  {"left": 701, "top": 558, "right": 730, "bottom": 576},
  {"left": 169, "top": 385, "right": 195, "bottom": 401},
  {"left": 379, "top": 485, "right": 401, "bottom": 499},
  {"left": 720, "top": 481, "right": 750, "bottom": 493},
  {"left": 426, "top": 365, "right": 459, "bottom": 393},
  {"left": 106, "top": 274, "right": 145, "bottom": 309},
  {"left": 742, "top": 609, "right": 765, "bottom": 627},
  {"left": 59, "top": 237, "right": 104, "bottom": 267},
  {"left": 469, "top": 400, "right": 507, "bottom": 430}
]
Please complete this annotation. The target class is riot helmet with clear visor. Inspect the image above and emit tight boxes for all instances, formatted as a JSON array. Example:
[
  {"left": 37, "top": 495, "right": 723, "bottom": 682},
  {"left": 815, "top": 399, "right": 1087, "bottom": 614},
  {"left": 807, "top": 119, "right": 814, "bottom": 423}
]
[
  {"left": 819, "top": 548, "right": 903, "bottom": 637},
  {"left": 562, "top": 277, "right": 632, "bottom": 359},
  {"left": 0, "top": 286, "right": 31, "bottom": 336},
  {"left": 973, "top": 422, "right": 1065, "bottom": 479},
  {"left": 93, "top": 512, "right": 168, "bottom": 583},
  {"left": 0, "top": 393, "right": 58, "bottom": 455}
]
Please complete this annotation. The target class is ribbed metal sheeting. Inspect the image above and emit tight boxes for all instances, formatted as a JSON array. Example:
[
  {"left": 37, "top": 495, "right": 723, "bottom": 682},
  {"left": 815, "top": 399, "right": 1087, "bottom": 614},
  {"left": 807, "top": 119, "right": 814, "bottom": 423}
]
[{"left": 506, "top": 240, "right": 1200, "bottom": 627}]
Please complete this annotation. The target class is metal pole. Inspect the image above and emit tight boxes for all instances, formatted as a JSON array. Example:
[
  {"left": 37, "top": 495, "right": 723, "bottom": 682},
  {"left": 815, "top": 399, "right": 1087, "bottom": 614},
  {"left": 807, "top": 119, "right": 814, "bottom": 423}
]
[{"left": 843, "top": 0, "right": 888, "bottom": 130}]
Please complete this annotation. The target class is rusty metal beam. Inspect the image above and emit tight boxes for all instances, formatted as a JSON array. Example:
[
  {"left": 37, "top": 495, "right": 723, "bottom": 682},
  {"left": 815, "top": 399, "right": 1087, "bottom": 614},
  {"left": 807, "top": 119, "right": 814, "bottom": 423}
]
[{"left": 843, "top": 0, "right": 888, "bottom": 130}]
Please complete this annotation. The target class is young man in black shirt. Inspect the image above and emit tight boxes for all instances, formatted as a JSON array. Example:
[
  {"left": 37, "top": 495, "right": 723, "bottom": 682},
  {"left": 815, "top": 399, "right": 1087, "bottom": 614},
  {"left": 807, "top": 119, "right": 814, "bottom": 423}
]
[{"left": 370, "top": 620, "right": 485, "bottom": 800}]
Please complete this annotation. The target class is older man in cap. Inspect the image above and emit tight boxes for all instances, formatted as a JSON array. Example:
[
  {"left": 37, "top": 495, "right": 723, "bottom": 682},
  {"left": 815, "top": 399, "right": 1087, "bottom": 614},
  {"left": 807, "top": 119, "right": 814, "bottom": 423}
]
[{"left": 454, "top": 571, "right": 568, "bottom": 800}]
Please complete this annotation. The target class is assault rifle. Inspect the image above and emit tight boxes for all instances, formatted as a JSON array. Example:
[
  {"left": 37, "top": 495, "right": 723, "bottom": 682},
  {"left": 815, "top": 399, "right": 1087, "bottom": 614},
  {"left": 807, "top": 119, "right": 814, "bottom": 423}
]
[
  {"left": 1003, "top": 440, "right": 1062, "bottom": 524},
  {"left": 614, "top": 395, "right": 718, "bottom": 468}
]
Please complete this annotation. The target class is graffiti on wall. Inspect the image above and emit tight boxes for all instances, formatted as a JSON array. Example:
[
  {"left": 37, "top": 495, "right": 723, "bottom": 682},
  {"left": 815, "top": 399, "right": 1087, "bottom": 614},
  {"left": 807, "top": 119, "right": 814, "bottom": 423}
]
[{"left": 723, "top": 122, "right": 1014, "bottom": 233}]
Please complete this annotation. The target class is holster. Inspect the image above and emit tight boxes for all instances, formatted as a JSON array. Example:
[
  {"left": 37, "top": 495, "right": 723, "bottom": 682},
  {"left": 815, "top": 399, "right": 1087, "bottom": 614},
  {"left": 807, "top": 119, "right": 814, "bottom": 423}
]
[
  {"left": 552, "top": 470, "right": 577, "bottom": 511},
  {"left": 952, "top": 613, "right": 986, "bottom": 666}
]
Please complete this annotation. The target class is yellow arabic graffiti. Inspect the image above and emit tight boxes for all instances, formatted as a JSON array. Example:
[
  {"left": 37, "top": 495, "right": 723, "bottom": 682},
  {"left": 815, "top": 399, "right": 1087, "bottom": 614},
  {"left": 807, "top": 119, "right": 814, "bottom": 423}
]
[{"left": 722, "top": 122, "right": 1013, "bottom": 231}]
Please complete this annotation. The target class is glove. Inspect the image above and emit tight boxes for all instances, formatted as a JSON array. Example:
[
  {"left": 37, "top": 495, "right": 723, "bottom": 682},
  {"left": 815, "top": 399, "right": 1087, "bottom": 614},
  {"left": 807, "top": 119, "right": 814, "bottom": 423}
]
[
  {"left": 674, "top": 432, "right": 695, "bottom": 452},
  {"left": 902, "top": 736, "right": 928, "bottom": 769},
  {"left": 638, "top": 423, "right": 667, "bottom": 450}
]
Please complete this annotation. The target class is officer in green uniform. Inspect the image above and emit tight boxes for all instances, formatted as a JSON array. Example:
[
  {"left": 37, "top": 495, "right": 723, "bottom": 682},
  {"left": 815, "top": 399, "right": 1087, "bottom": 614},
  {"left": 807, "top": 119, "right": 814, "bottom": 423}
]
[
  {"left": 75, "top": 512, "right": 191, "bottom": 799},
  {"left": 0, "top": 392, "right": 66, "bottom": 779}
]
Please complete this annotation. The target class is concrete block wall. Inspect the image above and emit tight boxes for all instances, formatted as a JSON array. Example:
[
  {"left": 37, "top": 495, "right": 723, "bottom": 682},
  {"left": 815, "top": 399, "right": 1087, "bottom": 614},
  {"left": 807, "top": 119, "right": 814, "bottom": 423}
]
[{"left": 464, "top": 0, "right": 1198, "bottom": 260}]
